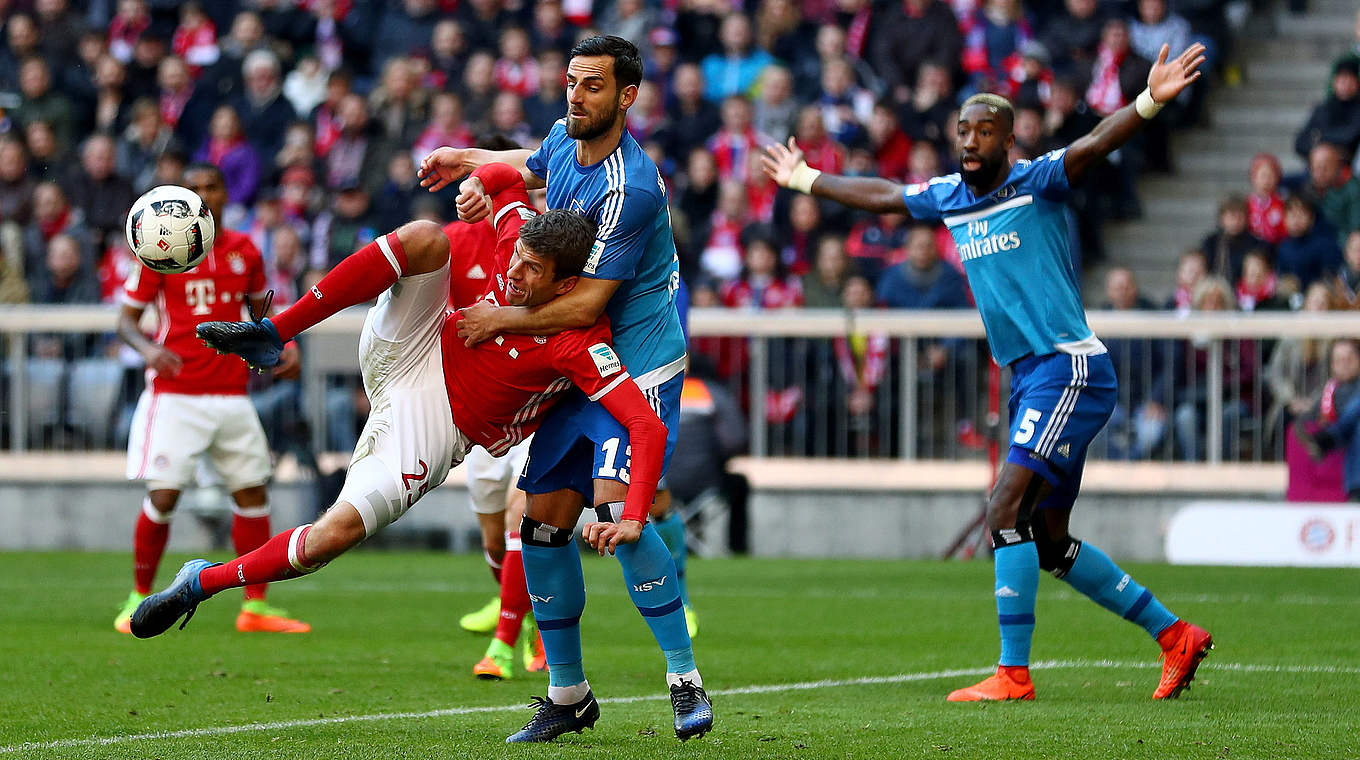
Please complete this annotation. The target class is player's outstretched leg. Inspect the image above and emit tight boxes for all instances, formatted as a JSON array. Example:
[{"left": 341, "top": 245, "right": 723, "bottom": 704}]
[
  {"left": 1041, "top": 525, "right": 1212, "bottom": 699},
  {"left": 130, "top": 503, "right": 366, "bottom": 638},
  {"left": 650, "top": 492, "right": 698, "bottom": 638},
  {"left": 610, "top": 510, "right": 712, "bottom": 739},
  {"left": 509, "top": 515, "right": 597, "bottom": 743}
]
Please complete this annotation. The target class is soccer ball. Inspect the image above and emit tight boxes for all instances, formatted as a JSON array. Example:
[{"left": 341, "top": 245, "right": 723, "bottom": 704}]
[{"left": 125, "top": 185, "right": 216, "bottom": 274}]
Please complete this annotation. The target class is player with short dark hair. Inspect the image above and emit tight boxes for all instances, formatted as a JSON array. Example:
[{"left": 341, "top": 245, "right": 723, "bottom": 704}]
[
  {"left": 419, "top": 34, "right": 712, "bottom": 742},
  {"left": 764, "top": 43, "right": 1214, "bottom": 701},
  {"left": 114, "top": 161, "right": 309, "bottom": 636}
]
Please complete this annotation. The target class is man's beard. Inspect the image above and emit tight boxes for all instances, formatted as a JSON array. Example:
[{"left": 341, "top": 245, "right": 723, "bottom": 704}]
[
  {"left": 565, "top": 105, "right": 620, "bottom": 141},
  {"left": 959, "top": 153, "right": 1005, "bottom": 187}
]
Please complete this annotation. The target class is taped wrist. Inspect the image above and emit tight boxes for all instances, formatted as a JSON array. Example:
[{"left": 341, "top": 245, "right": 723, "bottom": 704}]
[
  {"left": 1135, "top": 88, "right": 1164, "bottom": 120},
  {"left": 787, "top": 161, "right": 822, "bottom": 194},
  {"left": 520, "top": 515, "right": 574, "bottom": 547},
  {"left": 594, "top": 501, "right": 625, "bottom": 524}
]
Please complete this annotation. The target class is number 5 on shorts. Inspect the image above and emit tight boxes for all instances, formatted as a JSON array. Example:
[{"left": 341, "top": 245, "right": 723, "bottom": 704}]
[
  {"left": 597, "top": 437, "right": 631, "bottom": 483},
  {"left": 1014, "top": 408, "right": 1042, "bottom": 445}
]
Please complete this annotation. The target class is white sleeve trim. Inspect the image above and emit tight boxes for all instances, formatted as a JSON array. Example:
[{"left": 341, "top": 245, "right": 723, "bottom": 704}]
[
  {"left": 588, "top": 372, "right": 631, "bottom": 402},
  {"left": 493, "top": 200, "right": 530, "bottom": 227}
]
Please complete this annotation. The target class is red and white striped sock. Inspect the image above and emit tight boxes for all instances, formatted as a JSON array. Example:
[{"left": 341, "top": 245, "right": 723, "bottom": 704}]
[{"left": 199, "top": 525, "right": 322, "bottom": 597}]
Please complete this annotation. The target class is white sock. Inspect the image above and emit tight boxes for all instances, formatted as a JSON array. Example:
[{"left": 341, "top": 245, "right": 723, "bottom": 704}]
[
  {"left": 667, "top": 669, "right": 702, "bottom": 689},
  {"left": 547, "top": 680, "right": 590, "bottom": 704}
]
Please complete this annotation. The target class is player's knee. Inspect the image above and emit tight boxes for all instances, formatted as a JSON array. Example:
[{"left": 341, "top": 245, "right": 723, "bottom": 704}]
[
  {"left": 146, "top": 489, "right": 179, "bottom": 515},
  {"left": 398, "top": 220, "right": 449, "bottom": 274},
  {"left": 520, "top": 515, "right": 574, "bottom": 547},
  {"left": 308, "top": 503, "right": 368, "bottom": 561},
  {"left": 1035, "top": 527, "right": 1082, "bottom": 578}
]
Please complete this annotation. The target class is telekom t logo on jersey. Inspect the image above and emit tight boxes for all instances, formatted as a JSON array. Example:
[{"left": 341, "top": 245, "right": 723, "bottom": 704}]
[{"left": 184, "top": 279, "right": 216, "bottom": 315}]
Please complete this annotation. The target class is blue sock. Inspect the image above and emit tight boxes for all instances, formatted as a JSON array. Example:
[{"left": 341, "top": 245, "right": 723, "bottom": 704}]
[
  {"left": 994, "top": 542, "right": 1039, "bottom": 667},
  {"left": 521, "top": 540, "right": 587, "bottom": 687},
  {"left": 616, "top": 523, "right": 695, "bottom": 674},
  {"left": 1062, "top": 542, "right": 1178, "bottom": 639},
  {"left": 651, "top": 510, "right": 690, "bottom": 605}
]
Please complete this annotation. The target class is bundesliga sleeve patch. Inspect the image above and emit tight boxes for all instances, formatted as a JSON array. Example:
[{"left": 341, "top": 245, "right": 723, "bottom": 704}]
[
  {"left": 584, "top": 240, "right": 605, "bottom": 275},
  {"left": 587, "top": 343, "right": 622, "bottom": 377},
  {"left": 905, "top": 182, "right": 929, "bottom": 196}
]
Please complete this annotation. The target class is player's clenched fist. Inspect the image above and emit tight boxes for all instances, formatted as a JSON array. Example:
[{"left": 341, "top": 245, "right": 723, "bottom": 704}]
[
  {"left": 583, "top": 519, "right": 644, "bottom": 556},
  {"left": 456, "top": 176, "right": 492, "bottom": 224}
]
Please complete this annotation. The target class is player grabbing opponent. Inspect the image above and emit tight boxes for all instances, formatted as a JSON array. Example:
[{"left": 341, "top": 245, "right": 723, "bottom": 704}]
[
  {"left": 420, "top": 36, "right": 711, "bottom": 740},
  {"left": 115, "top": 161, "right": 309, "bottom": 635},
  {"left": 763, "top": 43, "right": 1214, "bottom": 701}
]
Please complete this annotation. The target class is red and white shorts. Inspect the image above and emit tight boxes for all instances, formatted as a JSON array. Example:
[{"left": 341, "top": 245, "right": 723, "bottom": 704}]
[{"left": 126, "top": 391, "right": 271, "bottom": 492}]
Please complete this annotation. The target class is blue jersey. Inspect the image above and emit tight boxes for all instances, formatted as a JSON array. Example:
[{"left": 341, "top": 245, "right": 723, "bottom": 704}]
[
  {"left": 526, "top": 120, "right": 686, "bottom": 386},
  {"left": 901, "top": 148, "right": 1103, "bottom": 366}
]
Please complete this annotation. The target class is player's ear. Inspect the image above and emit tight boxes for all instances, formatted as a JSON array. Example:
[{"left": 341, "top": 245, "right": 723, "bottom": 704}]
[
  {"left": 618, "top": 83, "right": 638, "bottom": 112},
  {"left": 554, "top": 275, "right": 579, "bottom": 296}
]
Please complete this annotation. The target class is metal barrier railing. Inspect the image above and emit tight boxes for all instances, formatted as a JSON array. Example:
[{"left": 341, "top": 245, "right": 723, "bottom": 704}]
[{"left": 2, "top": 305, "right": 1358, "bottom": 465}]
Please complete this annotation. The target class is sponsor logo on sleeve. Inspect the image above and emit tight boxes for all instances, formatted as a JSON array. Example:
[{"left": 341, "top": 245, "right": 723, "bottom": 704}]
[
  {"left": 905, "top": 182, "right": 930, "bottom": 197},
  {"left": 584, "top": 239, "right": 605, "bottom": 275},
  {"left": 587, "top": 343, "right": 622, "bottom": 377}
]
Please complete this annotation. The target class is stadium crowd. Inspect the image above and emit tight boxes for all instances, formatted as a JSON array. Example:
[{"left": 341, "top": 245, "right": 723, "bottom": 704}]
[{"left": 9, "top": 0, "right": 1350, "bottom": 472}]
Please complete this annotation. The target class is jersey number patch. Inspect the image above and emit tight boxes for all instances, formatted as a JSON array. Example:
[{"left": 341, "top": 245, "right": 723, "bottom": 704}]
[
  {"left": 1013, "top": 408, "right": 1043, "bottom": 445},
  {"left": 597, "top": 437, "right": 631, "bottom": 484}
]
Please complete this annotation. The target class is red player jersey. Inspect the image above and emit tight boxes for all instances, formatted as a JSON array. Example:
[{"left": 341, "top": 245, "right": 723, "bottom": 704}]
[
  {"left": 121, "top": 228, "right": 267, "bottom": 395},
  {"left": 443, "top": 218, "right": 498, "bottom": 309},
  {"left": 439, "top": 162, "right": 664, "bottom": 522}
]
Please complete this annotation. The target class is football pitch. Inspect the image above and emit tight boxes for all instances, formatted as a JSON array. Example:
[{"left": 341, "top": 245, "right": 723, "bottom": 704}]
[{"left": 2, "top": 550, "right": 1357, "bottom": 759}]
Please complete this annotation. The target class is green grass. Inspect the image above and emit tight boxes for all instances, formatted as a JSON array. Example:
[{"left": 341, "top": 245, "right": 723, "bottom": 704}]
[{"left": 1, "top": 551, "right": 1358, "bottom": 759}]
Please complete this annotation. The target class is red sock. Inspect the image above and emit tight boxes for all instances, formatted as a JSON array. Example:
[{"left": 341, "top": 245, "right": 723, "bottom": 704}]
[
  {"left": 231, "top": 506, "right": 273, "bottom": 601},
  {"left": 271, "top": 233, "right": 408, "bottom": 340},
  {"left": 1002, "top": 665, "right": 1031, "bottom": 683},
  {"left": 493, "top": 535, "right": 531, "bottom": 647},
  {"left": 1157, "top": 619, "right": 1186, "bottom": 649},
  {"left": 485, "top": 549, "right": 503, "bottom": 584},
  {"left": 133, "top": 498, "right": 171, "bottom": 595},
  {"left": 199, "top": 525, "right": 321, "bottom": 597}
]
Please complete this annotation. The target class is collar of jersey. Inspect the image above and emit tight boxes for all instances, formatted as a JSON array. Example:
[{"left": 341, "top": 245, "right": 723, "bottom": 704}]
[{"left": 571, "top": 145, "right": 621, "bottom": 174}]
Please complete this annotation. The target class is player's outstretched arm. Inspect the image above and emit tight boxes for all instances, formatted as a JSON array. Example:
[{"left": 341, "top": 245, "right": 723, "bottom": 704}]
[
  {"left": 419, "top": 147, "right": 542, "bottom": 222},
  {"left": 458, "top": 277, "right": 619, "bottom": 346},
  {"left": 1064, "top": 42, "right": 1205, "bottom": 182},
  {"left": 761, "top": 137, "right": 910, "bottom": 214},
  {"left": 581, "top": 376, "right": 667, "bottom": 555}
]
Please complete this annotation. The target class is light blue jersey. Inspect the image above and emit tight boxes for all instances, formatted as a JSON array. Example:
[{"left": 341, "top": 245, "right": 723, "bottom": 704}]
[
  {"left": 901, "top": 148, "right": 1103, "bottom": 366},
  {"left": 526, "top": 120, "right": 686, "bottom": 386}
]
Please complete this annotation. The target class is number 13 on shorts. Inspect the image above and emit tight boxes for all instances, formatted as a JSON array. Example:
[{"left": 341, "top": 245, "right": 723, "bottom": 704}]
[
  {"left": 597, "top": 437, "right": 631, "bottom": 484},
  {"left": 1013, "top": 408, "right": 1043, "bottom": 445}
]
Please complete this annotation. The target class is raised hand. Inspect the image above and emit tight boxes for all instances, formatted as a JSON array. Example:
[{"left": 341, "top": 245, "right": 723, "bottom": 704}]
[
  {"left": 1147, "top": 43, "right": 1206, "bottom": 105},
  {"left": 760, "top": 137, "right": 806, "bottom": 188},
  {"left": 417, "top": 146, "right": 473, "bottom": 193},
  {"left": 456, "top": 175, "right": 491, "bottom": 223}
]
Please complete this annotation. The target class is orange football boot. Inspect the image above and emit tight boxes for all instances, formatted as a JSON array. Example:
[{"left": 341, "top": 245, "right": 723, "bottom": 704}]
[
  {"left": 947, "top": 666, "right": 1036, "bottom": 701},
  {"left": 235, "top": 600, "right": 312, "bottom": 633},
  {"left": 1154, "top": 620, "right": 1213, "bottom": 699},
  {"left": 524, "top": 631, "right": 547, "bottom": 673}
]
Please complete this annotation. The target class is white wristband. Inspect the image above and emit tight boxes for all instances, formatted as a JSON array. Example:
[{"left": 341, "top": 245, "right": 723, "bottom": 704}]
[
  {"left": 787, "top": 161, "right": 822, "bottom": 194},
  {"left": 1134, "top": 88, "right": 1164, "bottom": 120}
]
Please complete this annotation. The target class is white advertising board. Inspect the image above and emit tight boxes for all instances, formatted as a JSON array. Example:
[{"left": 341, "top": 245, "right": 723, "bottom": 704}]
[{"left": 1166, "top": 502, "right": 1360, "bottom": 567}]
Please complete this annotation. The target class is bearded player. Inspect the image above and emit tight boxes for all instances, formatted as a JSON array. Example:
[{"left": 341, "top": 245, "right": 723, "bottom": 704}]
[
  {"left": 114, "top": 162, "right": 309, "bottom": 635},
  {"left": 764, "top": 44, "right": 1214, "bottom": 701},
  {"left": 420, "top": 36, "right": 711, "bottom": 740}
]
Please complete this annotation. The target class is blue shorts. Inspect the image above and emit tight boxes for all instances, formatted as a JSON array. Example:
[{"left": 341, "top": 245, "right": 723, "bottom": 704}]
[
  {"left": 519, "top": 373, "right": 682, "bottom": 503},
  {"left": 1004, "top": 352, "right": 1116, "bottom": 510}
]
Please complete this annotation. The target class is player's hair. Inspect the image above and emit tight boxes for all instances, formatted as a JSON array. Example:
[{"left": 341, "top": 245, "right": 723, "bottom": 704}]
[
  {"left": 183, "top": 161, "right": 225, "bottom": 183},
  {"left": 960, "top": 93, "right": 1015, "bottom": 132},
  {"left": 475, "top": 134, "right": 522, "bottom": 151},
  {"left": 569, "top": 35, "right": 643, "bottom": 90},
  {"left": 518, "top": 210, "right": 598, "bottom": 280}
]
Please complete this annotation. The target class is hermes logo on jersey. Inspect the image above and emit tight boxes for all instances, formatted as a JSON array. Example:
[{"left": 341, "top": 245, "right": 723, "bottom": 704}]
[
  {"left": 584, "top": 240, "right": 604, "bottom": 275},
  {"left": 587, "top": 343, "right": 622, "bottom": 377},
  {"left": 957, "top": 218, "right": 1021, "bottom": 263}
]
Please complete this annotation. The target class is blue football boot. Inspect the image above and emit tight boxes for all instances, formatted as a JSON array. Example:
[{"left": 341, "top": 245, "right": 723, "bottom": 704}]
[
  {"left": 505, "top": 691, "right": 600, "bottom": 743},
  {"left": 196, "top": 317, "right": 284, "bottom": 371},
  {"left": 671, "top": 679, "right": 713, "bottom": 740},
  {"left": 129, "top": 559, "right": 218, "bottom": 638}
]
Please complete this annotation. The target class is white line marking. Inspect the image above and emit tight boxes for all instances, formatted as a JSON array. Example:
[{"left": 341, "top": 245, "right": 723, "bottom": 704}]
[{"left": 4, "top": 659, "right": 1356, "bottom": 754}]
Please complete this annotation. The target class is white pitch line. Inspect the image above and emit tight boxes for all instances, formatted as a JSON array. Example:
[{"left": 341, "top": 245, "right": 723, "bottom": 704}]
[{"left": 4, "top": 659, "right": 1357, "bottom": 755}]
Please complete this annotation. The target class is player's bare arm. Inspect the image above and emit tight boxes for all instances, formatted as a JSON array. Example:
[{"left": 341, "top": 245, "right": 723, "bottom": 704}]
[
  {"left": 761, "top": 137, "right": 911, "bottom": 214},
  {"left": 419, "top": 147, "right": 543, "bottom": 223},
  {"left": 1064, "top": 42, "right": 1206, "bottom": 182},
  {"left": 247, "top": 293, "right": 300, "bottom": 379},
  {"left": 457, "top": 276, "right": 621, "bottom": 347},
  {"left": 116, "top": 303, "right": 182, "bottom": 377}
]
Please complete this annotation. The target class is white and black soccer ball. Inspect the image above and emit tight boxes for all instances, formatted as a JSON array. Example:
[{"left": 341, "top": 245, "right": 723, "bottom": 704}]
[{"left": 125, "top": 185, "right": 216, "bottom": 274}]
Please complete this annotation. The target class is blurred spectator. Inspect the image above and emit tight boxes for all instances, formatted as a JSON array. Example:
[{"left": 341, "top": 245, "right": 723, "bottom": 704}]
[
  {"left": 0, "top": 14, "right": 40, "bottom": 91},
  {"left": 1293, "top": 142, "right": 1360, "bottom": 247},
  {"left": 30, "top": 233, "right": 99, "bottom": 308},
  {"left": 310, "top": 68, "right": 352, "bottom": 159},
  {"left": 1085, "top": 19, "right": 1150, "bottom": 118},
  {"left": 846, "top": 213, "right": 909, "bottom": 284},
  {"left": 1333, "top": 229, "right": 1360, "bottom": 307},
  {"left": 1129, "top": 0, "right": 1191, "bottom": 81},
  {"left": 1293, "top": 338, "right": 1360, "bottom": 500},
  {"left": 16, "top": 57, "right": 75, "bottom": 152},
  {"left": 324, "top": 93, "right": 392, "bottom": 196},
  {"left": 273, "top": 121, "right": 318, "bottom": 181},
  {"left": 1011, "top": 104, "right": 1045, "bottom": 160},
  {"left": 309, "top": 179, "right": 377, "bottom": 274},
  {"left": 1012, "top": 41, "right": 1055, "bottom": 108},
  {"left": 373, "top": 152, "right": 420, "bottom": 233},
  {"left": 802, "top": 236, "right": 855, "bottom": 308},
  {"left": 627, "top": 81, "right": 667, "bottom": 145},
  {"left": 876, "top": 226, "right": 970, "bottom": 309},
  {"left": 1266, "top": 282, "right": 1336, "bottom": 438},
  {"left": 792, "top": 104, "right": 846, "bottom": 175},
  {"left": 1235, "top": 249, "right": 1289, "bottom": 311},
  {"left": 1247, "top": 153, "right": 1286, "bottom": 246},
  {"left": 494, "top": 27, "right": 539, "bottom": 98},
  {"left": 63, "top": 133, "right": 135, "bottom": 253},
  {"left": 756, "top": 0, "right": 817, "bottom": 68},
  {"left": 0, "top": 245, "right": 28, "bottom": 303},
  {"left": 1042, "top": 0, "right": 1103, "bottom": 76},
  {"left": 708, "top": 96, "right": 764, "bottom": 183},
  {"left": 661, "top": 63, "right": 720, "bottom": 162},
  {"left": 1276, "top": 196, "right": 1343, "bottom": 291},
  {"left": 1166, "top": 248, "right": 1208, "bottom": 312},
  {"left": 427, "top": 19, "right": 469, "bottom": 91},
  {"left": 897, "top": 61, "right": 955, "bottom": 148},
  {"left": 1294, "top": 58, "right": 1360, "bottom": 161},
  {"left": 781, "top": 193, "right": 825, "bottom": 275},
  {"left": 157, "top": 56, "right": 199, "bottom": 139},
  {"left": 960, "top": 0, "right": 1033, "bottom": 96},
  {"left": 699, "top": 180, "right": 748, "bottom": 284},
  {"left": 817, "top": 57, "right": 873, "bottom": 146},
  {"left": 675, "top": 0, "right": 724, "bottom": 64},
  {"left": 172, "top": 1, "right": 219, "bottom": 75},
  {"left": 235, "top": 49, "right": 296, "bottom": 162},
  {"left": 24, "top": 120, "right": 68, "bottom": 182},
  {"left": 460, "top": 0, "right": 510, "bottom": 56},
  {"left": 0, "top": 138, "right": 35, "bottom": 227},
  {"left": 866, "top": 104, "right": 913, "bottom": 182},
  {"left": 369, "top": 57, "right": 428, "bottom": 147},
  {"left": 701, "top": 12, "right": 773, "bottom": 102},
  {"left": 531, "top": 1, "right": 575, "bottom": 58},
  {"left": 601, "top": 0, "right": 654, "bottom": 52},
  {"left": 23, "top": 181, "right": 93, "bottom": 289},
  {"left": 1169, "top": 276, "right": 1256, "bottom": 461},
  {"left": 753, "top": 65, "right": 797, "bottom": 144},
  {"left": 124, "top": 30, "right": 168, "bottom": 106},
  {"left": 835, "top": 274, "right": 889, "bottom": 430},
  {"left": 59, "top": 30, "right": 106, "bottom": 128},
  {"left": 265, "top": 224, "right": 306, "bottom": 308},
  {"left": 374, "top": 0, "right": 438, "bottom": 70},
  {"left": 1099, "top": 266, "right": 1166, "bottom": 460},
  {"left": 461, "top": 52, "right": 498, "bottom": 130},
  {"left": 283, "top": 56, "right": 328, "bottom": 117},
  {"left": 413, "top": 92, "right": 474, "bottom": 167},
  {"left": 195, "top": 105, "right": 261, "bottom": 208},
  {"left": 721, "top": 232, "right": 804, "bottom": 308},
  {"left": 674, "top": 148, "right": 719, "bottom": 281},
  {"left": 524, "top": 49, "right": 567, "bottom": 136},
  {"left": 107, "top": 0, "right": 150, "bottom": 64},
  {"left": 872, "top": 0, "right": 962, "bottom": 101},
  {"left": 1200, "top": 194, "right": 1266, "bottom": 285},
  {"left": 88, "top": 54, "right": 130, "bottom": 135}
]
